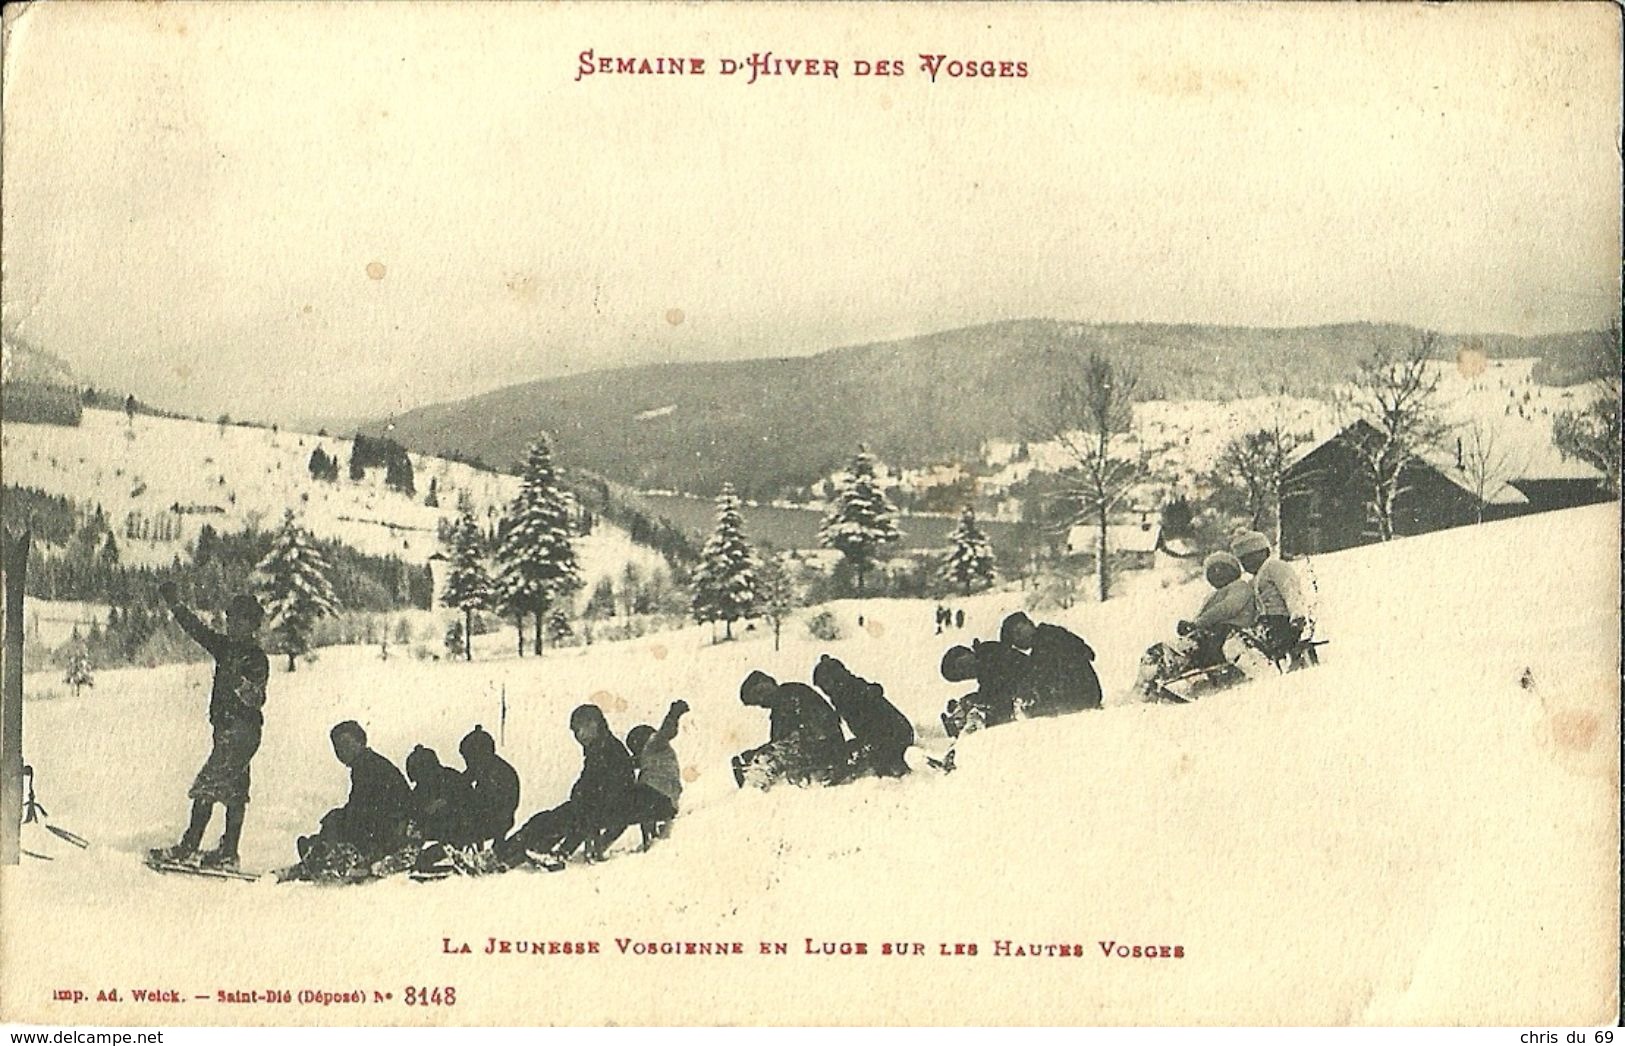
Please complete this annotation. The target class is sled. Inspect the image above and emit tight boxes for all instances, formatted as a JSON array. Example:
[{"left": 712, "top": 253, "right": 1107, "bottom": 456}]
[
  {"left": 1149, "top": 663, "right": 1247, "bottom": 704},
  {"left": 144, "top": 855, "right": 264, "bottom": 883},
  {"left": 1149, "top": 633, "right": 1330, "bottom": 703}
]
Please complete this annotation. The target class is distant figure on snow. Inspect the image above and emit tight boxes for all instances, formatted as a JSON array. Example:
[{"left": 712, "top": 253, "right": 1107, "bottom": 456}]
[{"left": 148, "top": 583, "right": 269, "bottom": 873}]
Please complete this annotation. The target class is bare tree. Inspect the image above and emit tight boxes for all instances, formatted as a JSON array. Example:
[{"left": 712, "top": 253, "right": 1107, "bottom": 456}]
[
  {"left": 1552, "top": 321, "right": 1622, "bottom": 495},
  {"left": 1211, "top": 417, "right": 1308, "bottom": 548},
  {"left": 1040, "top": 353, "right": 1146, "bottom": 601},
  {"left": 1458, "top": 421, "right": 1525, "bottom": 524},
  {"left": 1334, "top": 332, "right": 1453, "bottom": 541}
]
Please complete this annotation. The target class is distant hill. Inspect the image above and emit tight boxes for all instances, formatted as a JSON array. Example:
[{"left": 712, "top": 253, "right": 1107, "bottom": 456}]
[
  {"left": 2, "top": 333, "right": 78, "bottom": 388},
  {"left": 367, "top": 319, "right": 1605, "bottom": 500}
]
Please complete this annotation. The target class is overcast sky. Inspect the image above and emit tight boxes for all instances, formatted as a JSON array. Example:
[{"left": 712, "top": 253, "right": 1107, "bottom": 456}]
[{"left": 2, "top": 3, "right": 1619, "bottom": 425}]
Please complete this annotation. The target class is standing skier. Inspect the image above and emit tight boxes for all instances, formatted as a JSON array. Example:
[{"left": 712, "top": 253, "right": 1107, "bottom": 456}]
[{"left": 148, "top": 583, "right": 269, "bottom": 870}]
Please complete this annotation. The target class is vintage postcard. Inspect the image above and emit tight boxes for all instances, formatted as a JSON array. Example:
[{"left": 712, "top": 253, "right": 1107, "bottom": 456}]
[{"left": 1, "top": 0, "right": 1619, "bottom": 1029}]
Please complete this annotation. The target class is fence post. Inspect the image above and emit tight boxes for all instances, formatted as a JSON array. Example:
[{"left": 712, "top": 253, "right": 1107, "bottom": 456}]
[{"left": 2, "top": 527, "right": 31, "bottom": 865}]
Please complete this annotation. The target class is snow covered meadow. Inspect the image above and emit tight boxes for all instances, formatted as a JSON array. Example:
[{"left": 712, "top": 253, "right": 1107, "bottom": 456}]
[{"left": 2, "top": 502, "right": 1617, "bottom": 1025}]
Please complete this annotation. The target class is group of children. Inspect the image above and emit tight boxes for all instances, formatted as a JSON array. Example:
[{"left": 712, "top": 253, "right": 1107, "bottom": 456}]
[
  {"left": 731, "top": 654, "right": 917, "bottom": 789},
  {"left": 1136, "top": 529, "right": 1313, "bottom": 697},
  {"left": 149, "top": 532, "right": 1309, "bottom": 879},
  {"left": 274, "top": 703, "right": 686, "bottom": 882},
  {"left": 148, "top": 581, "right": 689, "bottom": 879},
  {"left": 937, "top": 611, "right": 1103, "bottom": 737}
]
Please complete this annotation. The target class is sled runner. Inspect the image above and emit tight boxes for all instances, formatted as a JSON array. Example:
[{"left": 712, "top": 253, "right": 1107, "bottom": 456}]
[{"left": 1144, "top": 627, "right": 1329, "bottom": 703}]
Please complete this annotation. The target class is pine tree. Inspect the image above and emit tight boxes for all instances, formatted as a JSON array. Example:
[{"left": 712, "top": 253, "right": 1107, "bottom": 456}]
[
  {"left": 494, "top": 437, "right": 583, "bottom": 655},
  {"left": 940, "top": 506, "right": 996, "bottom": 596},
  {"left": 689, "top": 483, "right": 759, "bottom": 640},
  {"left": 253, "top": 510, "right": 339, "bottom": 671},
  {"left": 818, "top": 447, "right": 901, "bottom": 595},
  {"left": 546, "top": 608, "right": 574, "bottom": 646},
  {"left": 755, "top": 549, "right": 797, "bottom": 652},
  {"left": 441, "top": 509, "right": 493, "bottom": 661}
]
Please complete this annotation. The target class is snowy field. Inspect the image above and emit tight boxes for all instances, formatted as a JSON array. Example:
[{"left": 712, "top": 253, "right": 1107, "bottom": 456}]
[
  {"left": 0, "top": 408, "right": 668, "bottom": 597},
  {"left": 2, "top": 503, "right": 1617, "bottom": 1025}
]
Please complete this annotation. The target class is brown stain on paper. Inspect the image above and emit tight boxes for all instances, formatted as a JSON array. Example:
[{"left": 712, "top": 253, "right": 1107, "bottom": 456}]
[
  {"left": 1456, "top": 343, "right": 1488, "bottom": 379},
  {"left": 1548, "top": 708, "right": 1602, "bottom": 753},
  {"left": 365, "top": 261, "right": 387, "bottom": 280}
]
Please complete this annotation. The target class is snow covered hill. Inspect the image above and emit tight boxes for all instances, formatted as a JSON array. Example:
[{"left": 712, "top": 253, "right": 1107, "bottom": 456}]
[
  {"left": 0, "top": 407, "right": 668, "bottom": 593},
  {"left": 3, "top": 503, "right": 1617, "bottom": 1025}
]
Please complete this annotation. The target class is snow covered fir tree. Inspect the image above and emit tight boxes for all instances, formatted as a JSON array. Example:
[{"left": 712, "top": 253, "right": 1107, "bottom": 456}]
[
  {"left": 940, "top": 506, "right": 997, "bottom": 595},
  {"left": 494, "top": 435, "right": 582, "bottom": 655},
  {"left": 817, "top": 446, "right": 901, "bottom": 595},
  {"left": 689, "top": 483, "right": 759, "bottom": 641},
  {"left": 253, "top": 510, "right": 339, "bottom": 671},
  {"left": 440, "top": 508, "right": 493, "bottom": 661}
]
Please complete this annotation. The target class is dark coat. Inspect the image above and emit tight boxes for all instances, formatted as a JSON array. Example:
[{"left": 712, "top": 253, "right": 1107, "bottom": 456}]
[
  {"left": 334, "top": 748, "right": 412, "bottom": 856},
  {"left": 570, "top": 734, "right": 636, "bottom": 827},
  {"left": 767, "top": 682, "right": 847, "bottom": 762},
  {"left": 410, "top": 761, "right": 477, "bottom": 845},
  {"left": 971, "top": 639, "right": 1033, "bottom": 722},
  {"left": 812, "top": 656, "right": 915, "bottom": 757},
  {"left": 466, "top": 754, "right": 521, "bottom": 844},
  {"left": 1027, "top": 624, "right": 1103, "bottom": 713},
  {"left": 174, "top": 606, "right": 269, "bottom": 730}
]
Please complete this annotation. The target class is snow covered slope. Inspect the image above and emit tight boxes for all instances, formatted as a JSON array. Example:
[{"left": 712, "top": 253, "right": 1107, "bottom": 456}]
[
  {"left": 2, "top": 503, "right": 1617, "bottom": 1025},
  {"left": 1, "top": 407, "right": 667, "bottom": 592}
]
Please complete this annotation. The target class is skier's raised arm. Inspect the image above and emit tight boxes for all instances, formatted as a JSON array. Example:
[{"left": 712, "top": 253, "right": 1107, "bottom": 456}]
[
  {"left": 656, "top": 699, "right": 688, "bottom": 743},
  {"left": 160, "top": 582, "right": 230, "bottom": 658}
]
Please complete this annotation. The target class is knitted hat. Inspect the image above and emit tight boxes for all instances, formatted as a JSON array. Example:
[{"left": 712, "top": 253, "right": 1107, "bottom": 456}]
[
  {"left": 459, "top": 724, "right": 495, "bottom": 758},
  {"left": 739, "top": 670, "right": 779, "bottom": 706},
  {"left": 227, "top": 593, "right": 265, "bottom": 628},
  {"left": 811, "top": 654, "right": 852, "bottom": 695},
  {"left": 999, "top": 611, "right": 1036, "bottom": 647},
  {"left": 1231, "top": 531, "right": 1271, "bottom": 558},
  {"left": 940, "top": 645, "right": 978, "bottom": 683},
  {"left": 404, "top": 744, "right": 440, "bottom": 781},
  {"left": 1203, "top": 551, "right": 1244, "bottom": 588}
]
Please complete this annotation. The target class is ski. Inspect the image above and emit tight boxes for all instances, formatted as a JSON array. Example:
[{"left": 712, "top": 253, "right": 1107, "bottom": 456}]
[{"left": 144, "top": 855, "right": 263, "bottom": 882}]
